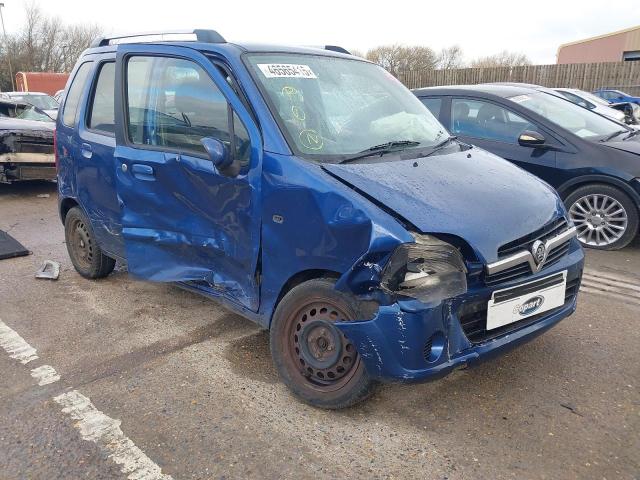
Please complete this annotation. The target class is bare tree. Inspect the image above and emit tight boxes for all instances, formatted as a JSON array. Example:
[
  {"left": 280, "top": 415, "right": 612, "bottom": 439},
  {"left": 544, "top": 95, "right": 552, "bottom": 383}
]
[
  {"left": 471, "top": 50, "right": 531, "bottom": 68},
  {"left": 366, "top": 44, "right": 438, "bottom": 76},
  {"left": 348, "top": 49, "right": 365, "bottom": 58},
  {"left": 437, "top": 45, "right": 464, "bottom": 69},
  {"left": 0, "top": 2, "right": 102, "bottom": 91}
]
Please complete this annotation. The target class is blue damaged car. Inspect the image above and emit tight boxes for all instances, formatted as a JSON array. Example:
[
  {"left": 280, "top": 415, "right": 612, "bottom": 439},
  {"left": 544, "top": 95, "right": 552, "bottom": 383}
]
[{"left": 56, "top": 30, "right": 584, "bottom": 408}]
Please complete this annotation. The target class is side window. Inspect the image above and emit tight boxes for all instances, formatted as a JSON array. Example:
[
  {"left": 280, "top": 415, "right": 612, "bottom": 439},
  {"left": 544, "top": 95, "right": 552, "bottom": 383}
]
[
  {"left": 561, "top": 91, "right": 588, "bottom": 108},
  {"left": 419, "top": 97, "right": 442, "bottom": 119},
  {"left": 88, "top": 62, "right": 115, "bottom": 133},
  {"left": 451, "top": 98, "right": 538, "bottom": 143},
  {"left": 62, "top": 62, "right": 92, "bottom": 127},
  {"left": 233, "top": 112, "right": 251, "bottom": 165},
  {"left": 126, "top": 55, "right": 246, "bottom": 160}
]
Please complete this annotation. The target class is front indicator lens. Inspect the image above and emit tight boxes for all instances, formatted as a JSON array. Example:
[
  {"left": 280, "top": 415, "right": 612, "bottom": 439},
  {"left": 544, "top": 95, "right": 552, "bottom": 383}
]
[{"left": 381, "top": 234, "right": 467, "bottom": 304}]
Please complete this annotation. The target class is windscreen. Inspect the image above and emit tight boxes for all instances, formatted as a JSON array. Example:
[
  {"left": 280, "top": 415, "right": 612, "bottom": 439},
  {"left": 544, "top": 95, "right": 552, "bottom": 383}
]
[
  {"left": 15, "top": 105, "right": 53, "bottom": 122},
  {"left": 16, "top": 94, "right": 59, "bottom": 110},
  {"left": 511, "top": 91, "right": 627, "bottom": 140},
  {"left": 246, "top": 53, "right": 447, "bottom": 160}
]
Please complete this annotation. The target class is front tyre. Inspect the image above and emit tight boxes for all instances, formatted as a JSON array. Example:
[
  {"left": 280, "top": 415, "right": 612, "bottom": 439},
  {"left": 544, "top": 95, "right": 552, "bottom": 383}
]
[
  {"left": 64, "top": 207, "right": 116, "bottom": 279},
  {"left": 270, "top": 278, "right": 376, "bottom": 409},
  {"left": 565, "top": 184, "right": 639, "bottom": 250}
]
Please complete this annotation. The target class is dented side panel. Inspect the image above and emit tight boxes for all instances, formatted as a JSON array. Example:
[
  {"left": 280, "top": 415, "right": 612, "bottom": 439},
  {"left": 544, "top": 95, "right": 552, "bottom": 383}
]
[
  {"left": 257, "top": 153, "right": 412, "bottom": 326},
  {"left": 113, "top": 44, "right": 264, "bottom": 312},
  {"left": 116, "top": 146, "right": 262, "bottom": 311}
]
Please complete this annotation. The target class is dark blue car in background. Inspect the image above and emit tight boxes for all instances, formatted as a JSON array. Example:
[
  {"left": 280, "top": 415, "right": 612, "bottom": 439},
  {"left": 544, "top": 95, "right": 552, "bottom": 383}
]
[
  {"left": 594, "top": 89, "right": 640, "bottom": 105},
  {"left": 415, "top": 84, "right": 640, "bottom": 250},
  {"left": 56, "top": 30, "right": 583, "bottom": 408}
]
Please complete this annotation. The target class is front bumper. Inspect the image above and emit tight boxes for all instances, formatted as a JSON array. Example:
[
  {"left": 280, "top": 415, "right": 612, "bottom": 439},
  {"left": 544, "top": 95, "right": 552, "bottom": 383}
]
[{"left": 336, "top": 241, "right": 584, "bottom": 382}]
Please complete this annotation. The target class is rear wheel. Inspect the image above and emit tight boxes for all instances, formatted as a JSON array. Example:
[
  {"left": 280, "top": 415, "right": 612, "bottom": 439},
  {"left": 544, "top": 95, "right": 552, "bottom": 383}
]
[
  {"left": 270, "top": 278, "right": 376, "bottom": 409},
  {"left": 565, "top": 184, "right": 639, "bottom": 250},
  {"left": 64, "top": 207, "right": 116, "bottom": 279}
]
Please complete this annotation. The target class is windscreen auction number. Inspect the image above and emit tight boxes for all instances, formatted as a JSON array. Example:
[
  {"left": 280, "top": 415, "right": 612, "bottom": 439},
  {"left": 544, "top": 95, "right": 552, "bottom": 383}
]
[{"left": 258, "top": 64, "right": 317, "bottom": 79}]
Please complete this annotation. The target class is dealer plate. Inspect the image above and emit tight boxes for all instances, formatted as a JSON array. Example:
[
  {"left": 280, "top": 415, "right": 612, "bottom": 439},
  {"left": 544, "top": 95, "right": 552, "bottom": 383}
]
[{"left": 486, "top": 271, "right": 567, "bottom": 330}]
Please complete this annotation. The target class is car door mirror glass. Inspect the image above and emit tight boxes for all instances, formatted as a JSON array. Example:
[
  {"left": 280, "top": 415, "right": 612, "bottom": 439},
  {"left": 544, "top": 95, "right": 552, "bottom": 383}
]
[{"left": 518, "top": 130, "right": 546, "bottom": 147}]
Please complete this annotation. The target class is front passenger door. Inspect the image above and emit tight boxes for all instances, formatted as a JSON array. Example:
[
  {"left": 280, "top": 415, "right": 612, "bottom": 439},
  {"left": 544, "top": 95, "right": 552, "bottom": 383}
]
[
  {"left": 114, "top": 45, "right": 262, "bottom": 311},
  {"left": 449, "top": 97, "right": 557, "bottom": 182}
]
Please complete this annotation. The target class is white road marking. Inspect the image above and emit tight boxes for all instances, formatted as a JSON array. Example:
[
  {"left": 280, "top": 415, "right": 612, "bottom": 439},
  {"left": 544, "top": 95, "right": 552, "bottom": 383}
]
[
  {"left": 0, "top": 319, "right": 38, "bottom": 364},
  {"left": 0, "top": 317, "right": 172, "bottom": 479},
  {"left": 30, "top": 364, "right": 61, "bottom": 385},
  {"left": 54, "top": 390, "right": 173, "bottom": 480},
  {"left": 580, "top": 285, "right": 640, "bottom": 307},
  {"left": 581, "top": 268, "right": 640, "bottom": 306}
]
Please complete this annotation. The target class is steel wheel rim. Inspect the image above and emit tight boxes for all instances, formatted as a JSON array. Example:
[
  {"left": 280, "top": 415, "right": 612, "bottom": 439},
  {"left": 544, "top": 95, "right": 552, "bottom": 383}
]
[
  {"left": 569, "top": 194, "right": 628, "bottom": 247},
  {"left": 285, "top": 300, "right": 360, "bottom": 393},
  {"left": 71, "top": 218, "right": 94, "bottom": 269}
]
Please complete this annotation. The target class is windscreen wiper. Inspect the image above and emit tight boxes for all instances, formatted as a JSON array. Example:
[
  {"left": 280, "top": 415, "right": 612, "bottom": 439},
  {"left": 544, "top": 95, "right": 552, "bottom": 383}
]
[
  {"left": 338, "top": 140, "right": 421, "bottom": 164},
  {"left": 600, "top": 130, "right": 628, "bottom": 142},
  {"left": 421, "top": 135, "right": 457, "bottom": 157},
  {"left": 623, "top": 128, "right": 640, "bottom": 140}
]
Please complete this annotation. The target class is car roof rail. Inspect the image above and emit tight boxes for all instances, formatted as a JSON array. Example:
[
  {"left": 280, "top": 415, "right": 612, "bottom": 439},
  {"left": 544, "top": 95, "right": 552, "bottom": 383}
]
[
  {"left": 90, "top": 29, "right": 226, "bottom": 48},
  {"left": 323, "top": 45, "right": 351, "bottom": 55}
]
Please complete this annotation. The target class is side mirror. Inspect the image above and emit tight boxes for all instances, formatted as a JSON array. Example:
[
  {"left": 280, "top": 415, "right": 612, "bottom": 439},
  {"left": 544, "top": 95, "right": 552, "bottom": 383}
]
[
  {"left": 518, "top": 130, "right": 546, "bottom": 148},
  {"left": 201, "top": 137, "right": 232, "bottom": 169}
]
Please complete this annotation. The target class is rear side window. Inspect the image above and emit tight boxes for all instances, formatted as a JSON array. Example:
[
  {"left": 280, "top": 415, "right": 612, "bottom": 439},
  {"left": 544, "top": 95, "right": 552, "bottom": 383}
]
[
  {"left": 559, "top": 91, "right": 590, "bottom": 109},
  {"left": 88, "top": 62, "right": 115, "bottom": 134},
  {"left": 62, "top": 62, "right": 92, "bottom": 127},
  {"left": 420, "top": 97, "right": 442, "bottom": 119},
  {"left": 125, "top": 55, "right": 249, "bottom": 162}
]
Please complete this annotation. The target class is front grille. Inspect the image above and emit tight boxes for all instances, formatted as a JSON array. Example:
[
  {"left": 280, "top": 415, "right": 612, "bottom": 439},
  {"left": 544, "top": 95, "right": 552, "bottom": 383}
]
[
  {"left": 485, "top": 218, "right": 571, "bottom": 286},
  {"left": 498, "top": 218, "right": 568, "bottom": 257},
  {"left": 459, "top": 276, "right": 580, "bottom": 344}
]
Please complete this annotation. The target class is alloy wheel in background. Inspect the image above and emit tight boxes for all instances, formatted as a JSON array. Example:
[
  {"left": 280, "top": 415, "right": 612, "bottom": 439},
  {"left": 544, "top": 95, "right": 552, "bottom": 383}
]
[{"left": 569, "top": 194, "right": 628, "bottom": 247}]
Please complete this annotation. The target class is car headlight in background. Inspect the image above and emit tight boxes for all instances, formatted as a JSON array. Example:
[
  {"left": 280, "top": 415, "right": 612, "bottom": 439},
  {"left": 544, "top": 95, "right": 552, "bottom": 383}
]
[{"left": 381, "top": 234, "right": 467, "bottom": 304}]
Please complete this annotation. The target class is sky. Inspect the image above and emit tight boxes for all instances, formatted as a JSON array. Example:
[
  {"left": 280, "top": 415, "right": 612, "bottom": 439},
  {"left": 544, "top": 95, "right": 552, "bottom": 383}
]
[{"left": 2, "top": 0, "right": 640, "bottom": 64}]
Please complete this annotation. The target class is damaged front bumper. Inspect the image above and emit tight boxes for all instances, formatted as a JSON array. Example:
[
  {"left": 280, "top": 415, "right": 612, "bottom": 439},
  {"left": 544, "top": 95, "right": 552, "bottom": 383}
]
[
  {"left": 336, "top": 245, "right": 584, "bottom": 382},
  {"left": 0, "top": 129, "right": 55, "bottom": 183}
]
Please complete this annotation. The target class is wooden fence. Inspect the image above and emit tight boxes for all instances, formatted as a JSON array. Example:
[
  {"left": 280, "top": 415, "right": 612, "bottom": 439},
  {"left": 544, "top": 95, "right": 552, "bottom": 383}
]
[{"left": 398, "top": 62, "right": 640, "bottom": 96}]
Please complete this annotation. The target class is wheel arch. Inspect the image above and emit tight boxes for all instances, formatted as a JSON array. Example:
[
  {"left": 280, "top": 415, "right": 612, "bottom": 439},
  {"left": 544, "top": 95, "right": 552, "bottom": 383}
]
[
  {"left": 556, "top": 175, "right": 640, "bottom": 208},
  {"left": 59, "top": 197, "right": 80, "bottom": 224},
  {"left": 269, "top": 269, "right": 342, "bottom": 328}
]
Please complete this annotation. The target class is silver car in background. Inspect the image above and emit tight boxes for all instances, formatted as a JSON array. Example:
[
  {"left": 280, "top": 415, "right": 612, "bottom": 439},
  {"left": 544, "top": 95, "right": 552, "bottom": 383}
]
[{"left": 554, "top": 88, "right": 638, "bottom": 125}]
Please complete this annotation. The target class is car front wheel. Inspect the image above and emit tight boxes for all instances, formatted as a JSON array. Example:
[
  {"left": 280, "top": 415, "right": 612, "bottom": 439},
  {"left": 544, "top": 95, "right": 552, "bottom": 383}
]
[
  {"left": 270, "top": 278, "right": 376, "bottom": 409},
  {"left": 565, "top": 184, "right": 639, "bottom": 250}
]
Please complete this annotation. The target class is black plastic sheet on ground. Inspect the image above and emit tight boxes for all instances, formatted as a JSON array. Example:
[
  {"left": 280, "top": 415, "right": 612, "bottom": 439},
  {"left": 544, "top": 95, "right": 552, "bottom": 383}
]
[{"left": 0, "top": 230, "right": 29, "bottom": 260}]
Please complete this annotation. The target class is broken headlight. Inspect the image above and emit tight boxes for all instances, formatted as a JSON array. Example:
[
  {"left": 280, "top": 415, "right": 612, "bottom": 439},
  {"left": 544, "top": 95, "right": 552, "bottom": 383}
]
[{"left": 381, "top": 234, "right": 467, "bottom": 304}]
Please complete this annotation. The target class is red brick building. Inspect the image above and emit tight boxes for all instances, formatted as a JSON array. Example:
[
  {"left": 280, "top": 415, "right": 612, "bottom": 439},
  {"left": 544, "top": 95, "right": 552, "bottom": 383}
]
[{"left": 557, "top": 25, "right": 640, "bottom": 64}]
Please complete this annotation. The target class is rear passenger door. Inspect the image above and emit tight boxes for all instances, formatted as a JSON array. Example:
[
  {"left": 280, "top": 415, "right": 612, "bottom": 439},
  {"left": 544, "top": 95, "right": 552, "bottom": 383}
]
[
  {"left": 77, "top": 57, "right": 125, "bottom": 258},
  {"left": 57, "top": 54, "right": 124, "bottom": 259},
  {"left": 113, "top": 44, "right": 263, "bottom": 311},
  {"left": 449, "top": 97, "right": 558, "bottom": 182}
]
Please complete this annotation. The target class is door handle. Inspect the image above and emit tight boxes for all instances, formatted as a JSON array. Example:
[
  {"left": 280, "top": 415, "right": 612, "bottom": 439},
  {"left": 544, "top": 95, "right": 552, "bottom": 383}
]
[
  {"left": 80, "top": 143, "right": 92, "bottom": 159},
  {"left": 130, "top": 163, "right": 155, "bottom": 181}
]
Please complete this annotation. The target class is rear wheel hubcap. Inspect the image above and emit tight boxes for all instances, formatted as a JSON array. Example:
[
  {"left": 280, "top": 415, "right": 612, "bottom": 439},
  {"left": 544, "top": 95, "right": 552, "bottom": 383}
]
[{"left": 72, "top": 219, "right": 93, "bottom": 268}]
